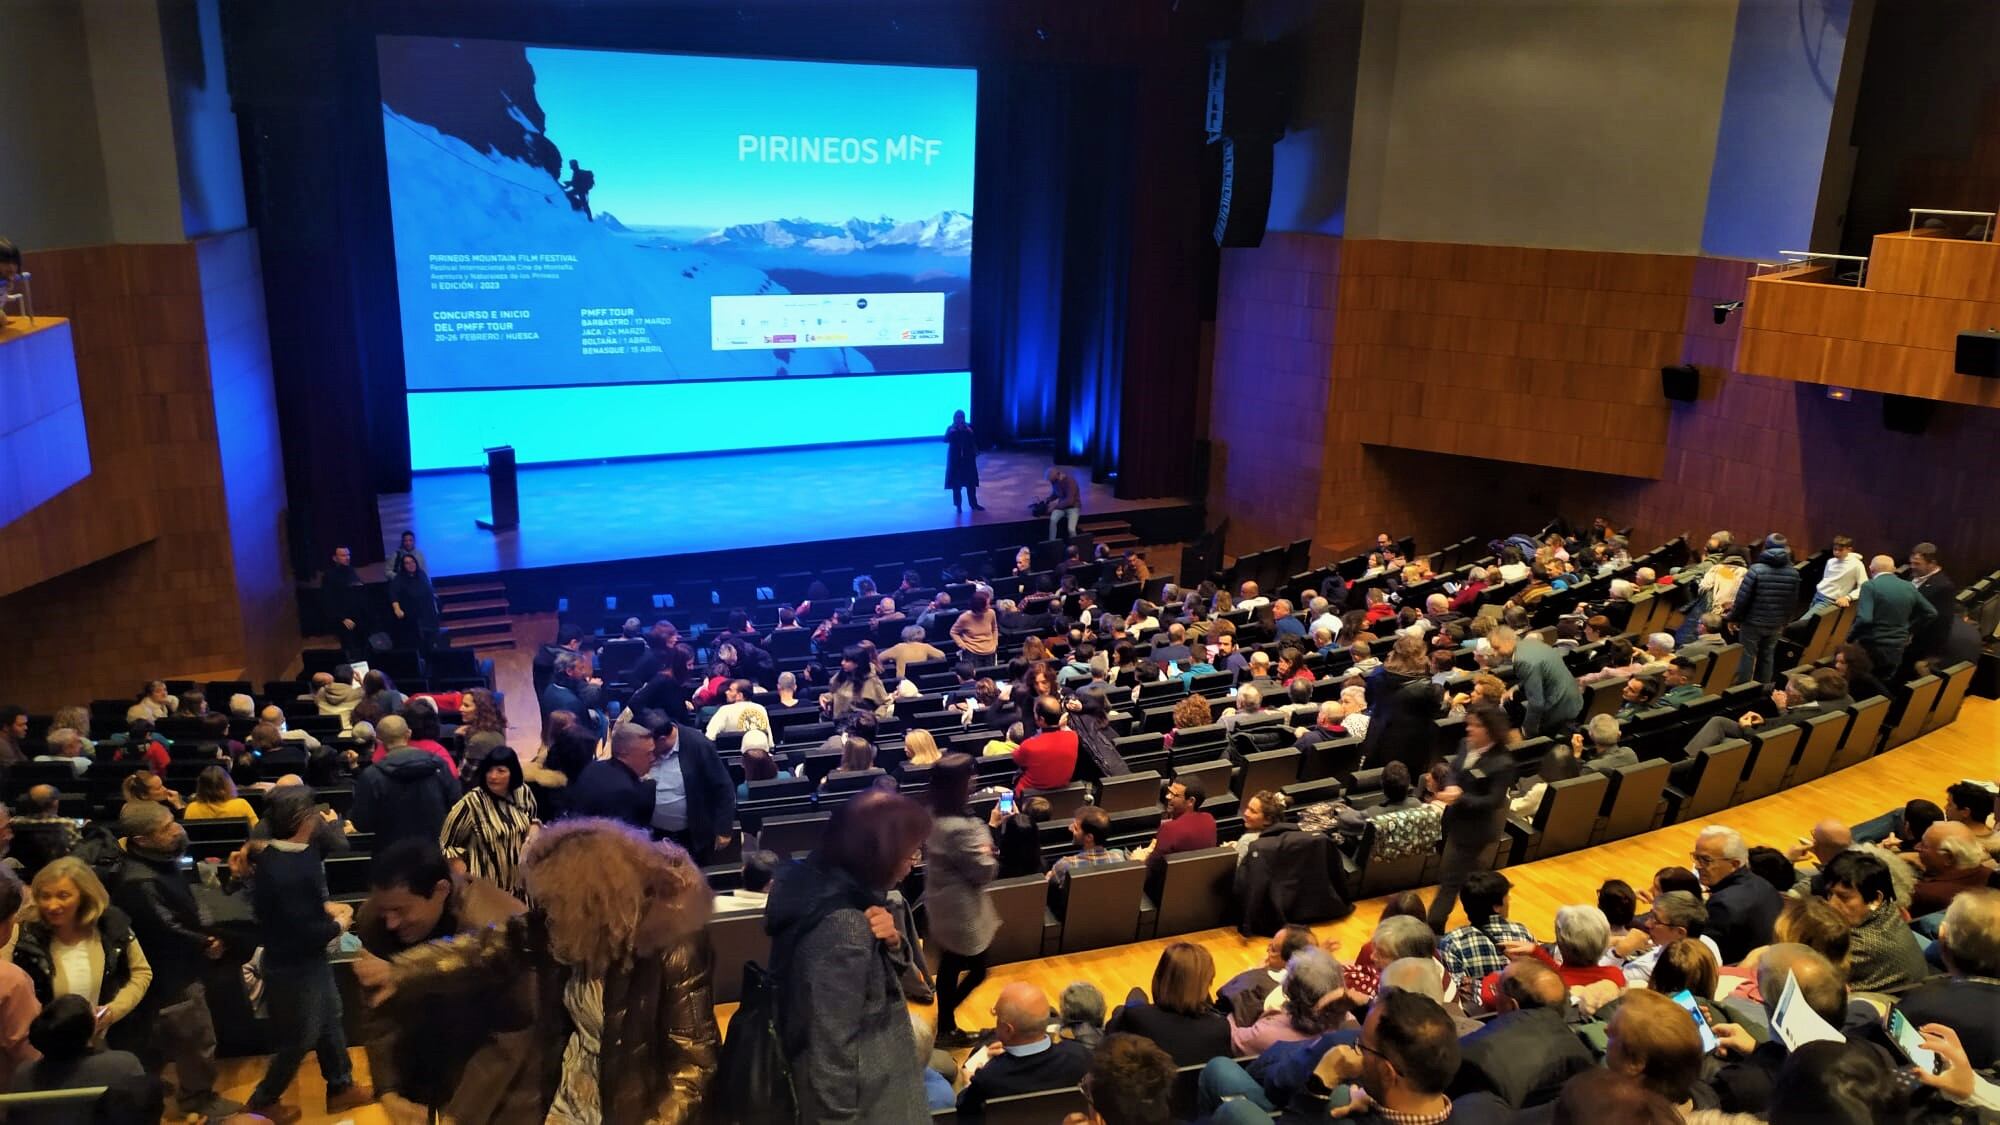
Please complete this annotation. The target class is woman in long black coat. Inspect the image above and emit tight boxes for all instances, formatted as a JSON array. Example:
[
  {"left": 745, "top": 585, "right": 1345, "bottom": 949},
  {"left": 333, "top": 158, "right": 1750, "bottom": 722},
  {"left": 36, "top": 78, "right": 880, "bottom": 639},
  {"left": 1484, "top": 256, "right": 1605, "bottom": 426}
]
[
  {"left": 945, "top": 410, "right": 983, "bottom": 512},
  {"left": 389, "top": 552, "right": 441, "bottom": 651}
]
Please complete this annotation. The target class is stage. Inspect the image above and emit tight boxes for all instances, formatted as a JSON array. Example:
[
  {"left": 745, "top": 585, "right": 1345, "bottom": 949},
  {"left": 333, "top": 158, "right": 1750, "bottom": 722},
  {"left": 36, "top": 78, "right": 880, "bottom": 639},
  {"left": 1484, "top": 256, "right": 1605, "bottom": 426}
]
[{"left": 377, "top": 442, "right": 1199, "bottom": 595}]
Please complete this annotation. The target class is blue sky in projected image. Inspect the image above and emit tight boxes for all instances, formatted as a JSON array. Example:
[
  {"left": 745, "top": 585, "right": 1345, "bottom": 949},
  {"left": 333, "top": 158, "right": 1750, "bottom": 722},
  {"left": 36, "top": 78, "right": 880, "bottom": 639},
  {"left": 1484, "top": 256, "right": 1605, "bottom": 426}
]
[{"left": 527, "top": 48, "right": 976, "bottom": 230}]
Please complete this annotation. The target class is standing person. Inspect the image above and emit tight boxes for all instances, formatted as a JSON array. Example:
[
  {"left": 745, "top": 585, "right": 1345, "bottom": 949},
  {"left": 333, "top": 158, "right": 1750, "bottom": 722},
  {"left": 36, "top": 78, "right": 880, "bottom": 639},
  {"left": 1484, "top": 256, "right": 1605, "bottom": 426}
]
[
  {"left": 457, "top": 688, "right": 509, "bottom": 767},
  {"left": 361, "top": 820, "right": 719, "bottom": 1124},
  {"left": 320, "top": 545, "right": 371, "bottom": 660},
  {"left": 1425, "top": 703, "right": 1519, "bottom": 933},
  {"left": 1044, "top": 467, "right": 1082, "bottom": 540},
  {"left": 923, "top": 755, "right": 1000, "bottom": 1047},
  {"left": 1849, "top": 554, "right": 1935, "bottom": 677},
  {"left": 351, "top": 720, "right": 462, "bottom": 847},
  {"left": 945, "top": 410, "right": 984, "bottom": 513},
  {"left": 109, "top": 802, "right": 239, "bottom": 1119},
  {"left": 12, "top": 859, "right": 153, "bottom": 1052},
  {"left": 1907, "top": 541, "right": 1959, "bottom": 664},
  {"left": 245, "top": 789, "right": 373, "bottom": 1121},
  {"left": 388, "top": 553, "right": 441, "bottom": 652},
  {"left": 1488, "top": 626, "right": 1580, "bottom": 739},
  {"left": 766, "top": 790, "right": 935, "bottom": 1123},
  {"left": 439, "top": 746, "right": 540, "bottom": 893},
  {"left": 639, "top": 711, "right": 737, "bottom": 865},
  {"left": 1730, "top": 534, "right": 1804, "bottom": 685}
]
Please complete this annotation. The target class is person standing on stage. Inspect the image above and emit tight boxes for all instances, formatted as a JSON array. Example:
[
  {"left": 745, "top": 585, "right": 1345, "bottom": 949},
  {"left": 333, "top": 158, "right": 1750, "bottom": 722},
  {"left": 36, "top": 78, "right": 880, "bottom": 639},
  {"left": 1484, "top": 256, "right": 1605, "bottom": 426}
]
[
  {"left": 945, "top": 410, "right": 984, "bottom": 513},
  {"left": 1044, "top": 467, "right": 1082, "bottom": 540}
]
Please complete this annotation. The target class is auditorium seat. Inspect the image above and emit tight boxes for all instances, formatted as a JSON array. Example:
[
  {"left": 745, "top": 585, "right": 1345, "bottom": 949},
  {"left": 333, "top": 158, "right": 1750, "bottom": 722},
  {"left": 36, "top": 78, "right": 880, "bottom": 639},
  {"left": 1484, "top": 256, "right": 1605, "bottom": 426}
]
[
  {"left": 1665, "top": 739, "right": 1751, "bottom": 823},
  {"left": 1348, "top": 804, "right": 1442, "bottom": 897},
  {"left": 1925, "top": 661, "right": 1976, "bottom": 732},
  {"left": 760, "top": 811, "right": 831, "bottom": 857},
  {"left": 1506, "top": 770, "right": 1608, "bottom": 863},
  {"left": 1099, "top": 770, "right": 1164, "bottom": 814},
  {"left": 984, "top": 1086, "right": 1089, "bottom": 1124},
  {"left": 1174, "top": 758, "right": 1232, "bottom": 803},
  {"left": 1055, "top": 860, "right": 1149, "bottom": 953},
  {"left": 1592, "top": 758, "right": 1671, "bottom": 843},
  {"left": 1024, "top": 783, "right": 1092, "bottom": 821},
  {"left": 1699, "top": 644, "right": 1743, "bottom": 691},
  {"left": 1783, "top": 710, "right": 1851, "bottom": 787},
  {"left": 1731, "top": 725, "right": 1802, "bottom": 805},
  {"left": 1827, "top": 695, "right": 1892, "bottom": 773},
  {"left": 1235, "top": 747, "right": 1302, "bottom": 800},
  {"left": 984, "top": 875, "right": 1060, "bottom": 964},
  {"left": 1887, "top": 674, "right": 1945, "bottom": 749},
  {"left": 1147, "top": 846, "right": 1238, "bottom": 936},
  {"left": 706, "top": 910, "right": 771, "bottom": 1004}
]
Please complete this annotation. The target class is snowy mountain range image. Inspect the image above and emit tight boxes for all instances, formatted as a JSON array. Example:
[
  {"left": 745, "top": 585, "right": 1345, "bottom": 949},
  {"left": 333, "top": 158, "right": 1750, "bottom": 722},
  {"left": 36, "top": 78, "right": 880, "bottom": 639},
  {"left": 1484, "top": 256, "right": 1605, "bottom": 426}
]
[{"left": 694, "top": 211, "right": 973, "bottom": 255}]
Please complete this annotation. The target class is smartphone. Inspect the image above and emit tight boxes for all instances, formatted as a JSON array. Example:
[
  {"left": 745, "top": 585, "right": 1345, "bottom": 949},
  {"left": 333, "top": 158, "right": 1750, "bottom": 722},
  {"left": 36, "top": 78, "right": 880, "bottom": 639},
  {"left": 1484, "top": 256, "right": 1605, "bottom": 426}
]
[
  {"left": 177, "top": 855, "right": 194, "bottom": 871},
  {"left": 1887, "top": 1009, "right": 1941, "bottom": 1074},
  {"left": 997, "top": 792, "right": 1016, "bottom": 816},
  {"left": 1670, "top": 990, "right": 1718, "bottom": 1053}
]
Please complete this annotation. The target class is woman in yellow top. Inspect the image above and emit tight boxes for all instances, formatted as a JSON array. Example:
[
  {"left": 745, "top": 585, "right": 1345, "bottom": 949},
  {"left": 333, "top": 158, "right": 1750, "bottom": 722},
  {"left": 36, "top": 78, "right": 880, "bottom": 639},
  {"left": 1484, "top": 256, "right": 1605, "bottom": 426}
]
[{"left": 183, "top": 765, "right": 258, "bottom": 827}]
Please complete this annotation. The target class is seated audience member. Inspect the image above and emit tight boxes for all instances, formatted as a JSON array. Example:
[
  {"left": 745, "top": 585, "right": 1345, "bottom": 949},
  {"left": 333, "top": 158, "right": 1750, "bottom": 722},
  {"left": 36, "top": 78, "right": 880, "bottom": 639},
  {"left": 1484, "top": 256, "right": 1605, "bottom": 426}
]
[
  {"left": 1227, "top": 947, "right": 1343, "bottom": 1056},
  {"left": 1603, "top": 988, "right": 1714, "bottom": 1117},
  {"left": 1746, "top": 845, "right": 1798, "bottom": 897},
  {"left": 1766, "top": 1038, "right": 1916, "bottom": 1125},
  {"left": 714, "top": 850, "right": 780, "bottom": 914},
  {"left": 1343, "top": 912, "right": 1448, "bottom": 1005},
  {"left": 1516, "top": 904, "right": 1627, "bottom": 993},
  {"left": 1454, "top": 958, "right": 1593, "bottom": 1108},
  {"left": 1944, "top": 779, "right": 2000, "bottom": 860},
  {"left": 1576, "top": 713, "right": 1637, "bottom": 770},
  {"left": 911, "top": 1011, "right": 956, "bottom": 1111},
  {"left": 995, "top": 796, "right": 1052, "bottom": 879},
  {"left": 702, "top": 679, "right": 771, "bottom": 740},
  {"left": 879, "top": 626, "right": 946, "bottom": 681},
  {"left": 1163, "top": 694, "right": 1214, "bottom": 748},
  {"left": 1210, "top": 991, "right": 1468, "bottom": 1125},
  {"left": 1682, "top": 669, "right": 1852, "bottom": 756},
  {"left": 1617, "top": 891, "right": 1717, "bottom": 985},
  {"left": 1334, "top": 761, "right": 1419, "bottom": 840},
  {"left": 1106, "top": 943, "right": 1232, "bottom": 1066},
  {"left": 108, "top": 720, "right": 170, "bottom": 774},
  {"left": 1133, "top": 779, "right": 1217, "bottom": 882},
  {"left": 818, "top": 734, "right": 880, "bottom": 791},
  {"left": 125, "top": 682, "right": 177, "bottom": 725},
  {"left": 956, "top": 982, "right": 1090, "bottom": 1118},
  {"left": 1071, "top": 1033, "right": 1176, "bottom": 1125},
  {"left": 31, "top": 730, "right": 89, "bottom": 777},
  {"left": 1693, "top": 825, "right": 1781, "bottom": 963},
  {"left": 733, "top": 737, "right": 792, "bottom": 800},
  {"left": 184, "top": 766, "right": 258, "bottom": 827},
  {"left": 1012, "top": 696, "right": 1079, "bottom": 796},
  {"left": 1895, "top": 888, "right": 1999, "bottom": 1067},
  {"left": 1645, "top": 939, "right": 1728, "bottom": 1027},
  {"left": 1047, "top": 808, "right": 1128, "bottom": 888},
  {"left": 120, "top": 770, "right": 183, "bottom": 812},
  {"left": 1814, "top": 850, "right": 1928, "bottom": 993},
  {"left": 1216, "top": 925, "right": 1316, "bottom": 1023},
  {"left": 1657, "top": 656, "right": 1705, "bottom": 706},
  {"left": 1707, "top": 944, "right": 1849, "bottom": 1115},
  {"left": 1613, "top": 675, "right": 1665, "bottom": 721},
  {"left": 1508, "top": 742, "right": 1580, "bottom": 820},
  {"left": 257, "top": 705, "right": 320, "bottom": 755},
  {"left": 1910, "top": 820, "right": 1995, "bottom": 919},
  {"left": 1058, "top": 982, "right": 1109, "bottom": 1050},
  {"left": 10, "top": 788, "right": 81, "bottom": 877},
  {"left": 9, "top": 996, "right": 150, "bottom": 1122},
  {"left": 1598, "top": 879, "right": 1638, "bottom": 945},
  {"left": 1440, "top": 871, "right": 1535, "bottom": 999}
]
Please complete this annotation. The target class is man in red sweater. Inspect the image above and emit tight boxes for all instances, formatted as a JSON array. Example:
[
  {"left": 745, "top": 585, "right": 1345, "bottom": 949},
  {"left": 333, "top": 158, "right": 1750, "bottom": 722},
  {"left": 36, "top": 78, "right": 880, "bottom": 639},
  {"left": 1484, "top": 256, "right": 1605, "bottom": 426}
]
[
  {"left": 1138, "top": 778, "right": 1218, "bottom": 884},
  {"left": 1011, "top": 695, "right": 1079, "bottom": 796}
]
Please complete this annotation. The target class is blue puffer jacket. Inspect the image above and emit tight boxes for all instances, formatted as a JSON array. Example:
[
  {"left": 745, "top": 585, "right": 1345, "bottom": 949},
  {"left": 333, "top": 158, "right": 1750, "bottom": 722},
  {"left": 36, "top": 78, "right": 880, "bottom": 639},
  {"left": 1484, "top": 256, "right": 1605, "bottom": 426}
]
[{"left": 1731, "top": 545, "right": 1803, "bottom": 628}]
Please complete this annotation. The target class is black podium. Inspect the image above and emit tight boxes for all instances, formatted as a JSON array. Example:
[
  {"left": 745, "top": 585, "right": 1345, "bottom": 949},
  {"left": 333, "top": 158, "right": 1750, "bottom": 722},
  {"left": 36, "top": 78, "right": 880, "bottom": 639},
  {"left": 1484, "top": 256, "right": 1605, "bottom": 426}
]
[{"left": 476, "top": 444, "right": 519, "bottom": 531}]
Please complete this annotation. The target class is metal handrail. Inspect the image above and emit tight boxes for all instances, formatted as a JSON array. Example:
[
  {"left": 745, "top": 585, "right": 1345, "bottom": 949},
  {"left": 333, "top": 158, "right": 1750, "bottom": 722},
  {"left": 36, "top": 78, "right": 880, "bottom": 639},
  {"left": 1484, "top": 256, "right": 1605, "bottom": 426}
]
[
  {"left": 1776, "top": 250, "right": 1868, "bottom": 287},
  {"left": 1909, "top": 207, "right": 1996, "bottom": 242}
]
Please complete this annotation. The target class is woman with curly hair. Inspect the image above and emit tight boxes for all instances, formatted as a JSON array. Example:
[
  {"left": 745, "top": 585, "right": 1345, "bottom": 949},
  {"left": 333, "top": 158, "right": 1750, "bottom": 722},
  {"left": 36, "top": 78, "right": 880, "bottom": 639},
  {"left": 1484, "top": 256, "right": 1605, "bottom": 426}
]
[
  {"left": 1163, "top": 693, "right": 1213, "bottom": 749},
  {"left": 360, "top": 818, "right": 719, "bottom": 1125},
  {"left": 457, "top": 688, "right": 508, "bottom": 767}
]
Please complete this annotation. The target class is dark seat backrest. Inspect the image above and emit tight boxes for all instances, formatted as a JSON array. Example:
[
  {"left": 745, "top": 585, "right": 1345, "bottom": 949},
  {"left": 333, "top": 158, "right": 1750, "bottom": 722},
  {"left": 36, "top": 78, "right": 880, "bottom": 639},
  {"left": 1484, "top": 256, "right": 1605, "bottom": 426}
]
[
  {"left": 705, "top": 909, "right": 772, "bottom": 1004},
  {"left": 1056, "top": 860, "right": 1148, "bottom": 952},
  {"left": 1024, "top": 783, "right": 1093, "bottom": 821},
  {"left": 1735, "top": 724, "right": 1802, "bottom": 804},
  {"left": 1535, "top": 771, "right": 1608, "bottom": 856},
  {"left": 983, "top": 874, "right": 1055, "bottom": 964},
  {"left": 1680, "top": 739, "right": 1751, "bottom": 821},
  {"left": 760, "top": 812, "right": 831, "bottom": 857},
  {"left": 1829, "top": 697, "right": 1890, "bottom": 772},
  {"left": 1174, "top": 758, "right": 1232, "bottom": 801},
  {"left": 1887, "top": 674, "right": 1943, "bottom": 749},
  {"left": 1152, "top": 846, "right": 1239, "bottom": 936},
  {"left": 1599, "top": 758, "right": 1671, "bottom": 842},
  {"left": 1098, "top": 770, "right": 1165, "bottom": 815},
  {"left": 984, "top": 1086, "right": 1089, "bottom": 1125},
  {"left": 1236, "top": 748, "right": 1302, "bottom": 799}
]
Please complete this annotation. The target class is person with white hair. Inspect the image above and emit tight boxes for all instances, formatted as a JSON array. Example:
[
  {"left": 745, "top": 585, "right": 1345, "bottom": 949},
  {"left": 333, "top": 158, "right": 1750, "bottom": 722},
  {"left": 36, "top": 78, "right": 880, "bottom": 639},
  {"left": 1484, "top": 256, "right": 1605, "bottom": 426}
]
[
  {"left": 1910, "top": 821, "right": 1994, "bottom": 918},
  {"left": 1695, "top": 824, "right": 1780, "bottom": 962},
  {"left": 1334, "top": 685, "right": 1370, "bottom": 739},
  {"left": 228, "top": 693, "right": 256, "bottom": 720},
  {"left": 1308, "top": 598, "right": 1342, "bottom": 639},
  {"left": 1644, "top": 632, "right": 1677, "bottom": 662},
  {"left": 1576, "top": 713, "right": 1637, "bottom": 770},
  {"left": 1851, "top": 552, "right": 1936, "bottom": 676}
]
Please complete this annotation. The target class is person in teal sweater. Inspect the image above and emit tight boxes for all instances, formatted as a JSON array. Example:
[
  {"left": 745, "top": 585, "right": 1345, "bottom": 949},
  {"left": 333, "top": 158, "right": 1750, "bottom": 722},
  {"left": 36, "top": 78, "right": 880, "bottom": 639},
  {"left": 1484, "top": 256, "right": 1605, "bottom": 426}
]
[{"left": 1849, "top": 554, "right": 1935, "bottom": 676}]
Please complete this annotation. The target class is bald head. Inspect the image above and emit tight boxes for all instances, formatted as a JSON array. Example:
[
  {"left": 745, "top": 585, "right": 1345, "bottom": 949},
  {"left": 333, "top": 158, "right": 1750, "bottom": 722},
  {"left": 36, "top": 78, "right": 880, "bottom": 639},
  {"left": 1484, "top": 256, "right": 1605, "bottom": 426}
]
[
  {"left": 1868, "top": 554, "right": 1896, "bottom": 576},
  {"left": 1497, "top": 957, "right": 1565, "bottom": 1010},
  {"left": 23, "top": 785, "right": 59, "bottom": 815},
  {"left": 994, "top": 982, "right": 1050, "bottom": 1046},
  {"left": 1810, "top": 819, "right": 1851, "bottom": 857},
  {"left": 275, "top": 773, "right": 305, "bottom": 789},
  {"left": 1379, "top": 957, "right": 1445, "bottom": 1001},
  {"left": 1921, "top": 820, "right": 1984, "bottom": 873},
  {"left": 1756, "top": 944, "right": 1844, "bottom": 1023}
]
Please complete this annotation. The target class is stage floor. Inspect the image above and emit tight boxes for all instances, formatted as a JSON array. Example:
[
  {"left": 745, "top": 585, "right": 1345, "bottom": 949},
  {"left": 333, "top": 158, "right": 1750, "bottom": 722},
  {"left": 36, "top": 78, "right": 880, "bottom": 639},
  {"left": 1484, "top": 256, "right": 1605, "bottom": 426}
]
[{"left": 378, "top": 443, "right": 1182, "bottom": 579}]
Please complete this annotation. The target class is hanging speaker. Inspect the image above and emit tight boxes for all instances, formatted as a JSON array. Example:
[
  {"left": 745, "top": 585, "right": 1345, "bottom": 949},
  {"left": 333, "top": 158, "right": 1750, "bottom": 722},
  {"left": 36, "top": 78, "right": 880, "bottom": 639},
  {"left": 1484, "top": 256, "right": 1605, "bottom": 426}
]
[
  {"left": 1957, "top": 330, "right": 2000, "bottom": 378},
  {"left": 1213, "top": 137, "right": 1274, "bottom": 248},
  {"left": 1882, "top": 394, "right": 1936, "bottom": 434},
  {"left": 1660, "top": 363, "right": 1699, "bottom": 402}
]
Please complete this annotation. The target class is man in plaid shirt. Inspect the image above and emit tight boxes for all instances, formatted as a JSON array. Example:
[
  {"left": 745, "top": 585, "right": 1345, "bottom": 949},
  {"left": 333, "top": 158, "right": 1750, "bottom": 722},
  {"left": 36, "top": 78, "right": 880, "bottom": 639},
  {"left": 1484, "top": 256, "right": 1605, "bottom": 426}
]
[
  {"left": 1439, "top": 870, "right": 1534, "bottom": 1003},
  {"left": 1047, "top": 807, "right": 1129, "bottom": 887}
]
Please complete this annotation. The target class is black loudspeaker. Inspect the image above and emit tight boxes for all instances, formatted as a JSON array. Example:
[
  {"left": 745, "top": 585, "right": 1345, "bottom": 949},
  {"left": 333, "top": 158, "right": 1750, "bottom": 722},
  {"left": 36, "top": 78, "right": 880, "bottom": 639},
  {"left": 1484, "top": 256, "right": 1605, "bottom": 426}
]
[
  {"left": 1956, "top": 330, "right": 2000, "bottom": 378},
  {"left": 1660, "top": 363, "right": 1700, "bottom": 402},
  {"left": 1213, "top": 137, "right": 1275, "bottom": 248},
  {"left": 1882, "top": 394, "right": 1936, "bottom": 434}
]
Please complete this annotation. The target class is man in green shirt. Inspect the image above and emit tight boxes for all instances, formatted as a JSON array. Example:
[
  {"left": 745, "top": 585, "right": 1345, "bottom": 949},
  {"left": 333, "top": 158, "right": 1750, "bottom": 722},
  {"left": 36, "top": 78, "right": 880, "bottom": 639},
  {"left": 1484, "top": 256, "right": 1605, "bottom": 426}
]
[{"left": 1659, "top": 656, "right": 1707, "bottom": 706}]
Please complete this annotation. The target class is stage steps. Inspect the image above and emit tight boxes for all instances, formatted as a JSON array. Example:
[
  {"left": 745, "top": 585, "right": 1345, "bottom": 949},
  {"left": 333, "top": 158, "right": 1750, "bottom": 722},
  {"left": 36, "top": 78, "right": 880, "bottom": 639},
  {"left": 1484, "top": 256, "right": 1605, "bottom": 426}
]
[
  {"left": 1080, "top": 516, "right": 1141, "bottom": 552},
  {"left": 436, "top": 579, "right": 517, "bottom": 652}
]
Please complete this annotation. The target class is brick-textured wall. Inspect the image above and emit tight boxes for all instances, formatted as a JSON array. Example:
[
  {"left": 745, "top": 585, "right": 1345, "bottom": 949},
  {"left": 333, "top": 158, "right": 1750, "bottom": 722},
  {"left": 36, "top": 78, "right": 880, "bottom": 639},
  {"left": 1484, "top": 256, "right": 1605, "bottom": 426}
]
[
  {"left": 0, "top": 238, "right": 299, "bottom": 711},
  {"left": 1209, "top": 232, "right": 2000, "bottom": 575}
]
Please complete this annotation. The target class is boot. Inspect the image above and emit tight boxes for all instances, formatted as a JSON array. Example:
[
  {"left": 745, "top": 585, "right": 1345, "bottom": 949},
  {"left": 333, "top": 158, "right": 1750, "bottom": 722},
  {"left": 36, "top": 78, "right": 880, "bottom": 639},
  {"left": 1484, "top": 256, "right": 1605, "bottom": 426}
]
[{"left": 968, "top": 488, "right": 985, "bottom": 511}]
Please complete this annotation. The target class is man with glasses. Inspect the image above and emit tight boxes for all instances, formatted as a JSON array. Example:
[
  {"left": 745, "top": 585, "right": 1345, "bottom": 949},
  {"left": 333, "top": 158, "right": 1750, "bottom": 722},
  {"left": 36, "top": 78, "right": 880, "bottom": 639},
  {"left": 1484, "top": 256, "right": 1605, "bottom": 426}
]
[
  {"left": 1618, "top": 891, "right": 1719, "bottom": 986},
  {"left": 1692, "top": 825, "right": 1780, "bottom": 962},
  {"left": 1209, "top": 991, "right": 1482, "bottom": 1124}
]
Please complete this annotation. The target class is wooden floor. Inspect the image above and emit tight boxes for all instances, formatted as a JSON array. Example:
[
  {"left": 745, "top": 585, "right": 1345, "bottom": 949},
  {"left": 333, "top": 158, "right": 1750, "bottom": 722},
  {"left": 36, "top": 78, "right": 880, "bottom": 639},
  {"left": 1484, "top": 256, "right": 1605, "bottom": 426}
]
[{"left": 212, "top": 697, "right": 2000, "bottom": 1121}]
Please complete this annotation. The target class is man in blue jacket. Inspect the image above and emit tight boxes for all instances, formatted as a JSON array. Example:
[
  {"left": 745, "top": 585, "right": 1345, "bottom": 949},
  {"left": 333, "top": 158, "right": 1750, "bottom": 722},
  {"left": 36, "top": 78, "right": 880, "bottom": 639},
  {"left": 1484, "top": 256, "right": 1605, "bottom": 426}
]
[{"left": 1730, "top": 534, "right": 1803, "bottom": 685}]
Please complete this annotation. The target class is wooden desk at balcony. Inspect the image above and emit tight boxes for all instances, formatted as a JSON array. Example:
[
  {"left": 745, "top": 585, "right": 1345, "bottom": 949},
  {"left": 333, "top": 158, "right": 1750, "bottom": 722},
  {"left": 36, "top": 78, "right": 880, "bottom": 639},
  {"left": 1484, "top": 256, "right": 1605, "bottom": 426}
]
[{"left": 1736, "top": 234, "right": 2000, "bottom": 407}]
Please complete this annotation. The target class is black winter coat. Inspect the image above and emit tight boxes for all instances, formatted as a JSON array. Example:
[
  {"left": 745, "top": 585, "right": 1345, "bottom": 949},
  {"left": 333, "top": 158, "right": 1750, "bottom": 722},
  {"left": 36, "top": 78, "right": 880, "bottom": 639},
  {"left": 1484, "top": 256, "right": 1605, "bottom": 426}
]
[
  {"left": 14, "top": 907, "right": 143, "bottom": 1013},
  {"left": 352, "top": 748, "right": 463, "bottom": 845},
  {"left": 1234, "top": 824, "right": 1351, "bottom": 936},
  {"left": 945, "top": 423, "right": 979, "bottom": 490},
  {"left": 1731, "top": 546, "right": 1803, "bottom": 628},
  {"left": 112, "top": 849, "right": 211, "bottom": 1002}
]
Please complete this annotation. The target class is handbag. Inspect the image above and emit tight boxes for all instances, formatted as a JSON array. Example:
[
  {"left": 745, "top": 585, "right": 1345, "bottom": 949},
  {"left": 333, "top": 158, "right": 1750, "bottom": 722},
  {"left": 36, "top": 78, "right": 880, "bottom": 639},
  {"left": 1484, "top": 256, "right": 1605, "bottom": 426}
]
[{"left": 712, "top": 961, "right": 799, "bottom": 1124}]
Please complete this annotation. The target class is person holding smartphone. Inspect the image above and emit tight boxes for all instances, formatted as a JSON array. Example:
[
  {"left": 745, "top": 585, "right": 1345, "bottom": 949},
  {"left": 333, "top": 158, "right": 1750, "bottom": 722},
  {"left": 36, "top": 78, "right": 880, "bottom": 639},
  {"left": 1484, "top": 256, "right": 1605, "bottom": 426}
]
[{"left": 922, "top": 755, "right": 999, "bottom": 1048}]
